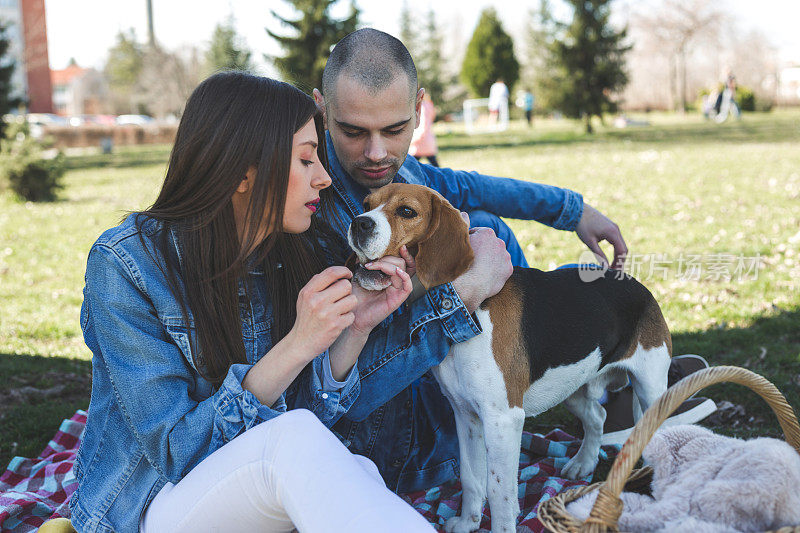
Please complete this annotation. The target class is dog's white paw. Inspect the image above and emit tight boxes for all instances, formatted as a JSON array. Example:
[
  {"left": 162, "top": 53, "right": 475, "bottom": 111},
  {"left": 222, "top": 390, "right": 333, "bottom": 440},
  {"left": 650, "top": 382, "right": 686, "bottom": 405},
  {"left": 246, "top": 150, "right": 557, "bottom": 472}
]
[
  {"left": 561, "top": 454, "right": 598, "bottom": 480},
  {"left": 444, "top": 513, "right": 482, "bottom": 533}
]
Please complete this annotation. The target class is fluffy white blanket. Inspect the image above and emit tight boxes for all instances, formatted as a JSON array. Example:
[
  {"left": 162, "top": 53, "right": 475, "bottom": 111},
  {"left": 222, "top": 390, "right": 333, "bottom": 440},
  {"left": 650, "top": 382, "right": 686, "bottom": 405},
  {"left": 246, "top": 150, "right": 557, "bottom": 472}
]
[{"left": 566, "top": 425, "right": 800, "bottom": 532}]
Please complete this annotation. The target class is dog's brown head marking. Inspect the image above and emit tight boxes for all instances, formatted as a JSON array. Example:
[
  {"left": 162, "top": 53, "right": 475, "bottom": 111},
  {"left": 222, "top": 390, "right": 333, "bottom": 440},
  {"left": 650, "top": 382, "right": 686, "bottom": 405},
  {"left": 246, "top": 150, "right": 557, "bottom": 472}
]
[{"left": 363, "top": 183, "right": 474, "bottom": 289}]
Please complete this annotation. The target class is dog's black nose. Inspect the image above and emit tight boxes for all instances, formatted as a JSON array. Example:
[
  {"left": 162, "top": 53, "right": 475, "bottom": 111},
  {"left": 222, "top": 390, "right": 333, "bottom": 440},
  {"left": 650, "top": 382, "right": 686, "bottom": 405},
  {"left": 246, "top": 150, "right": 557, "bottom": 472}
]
[{"left": 353, "top": 216, "right": 375, "bottom": 235}]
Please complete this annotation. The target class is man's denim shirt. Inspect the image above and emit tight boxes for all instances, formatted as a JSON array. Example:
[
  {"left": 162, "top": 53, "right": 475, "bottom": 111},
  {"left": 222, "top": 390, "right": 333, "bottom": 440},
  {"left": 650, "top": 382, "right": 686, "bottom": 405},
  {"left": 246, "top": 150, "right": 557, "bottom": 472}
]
[
  {"left": 70, "top": 215, "right": 359, "bottom": 533},
  {"left": 324, "top": 132, "right": 584, "bottom": 493}
]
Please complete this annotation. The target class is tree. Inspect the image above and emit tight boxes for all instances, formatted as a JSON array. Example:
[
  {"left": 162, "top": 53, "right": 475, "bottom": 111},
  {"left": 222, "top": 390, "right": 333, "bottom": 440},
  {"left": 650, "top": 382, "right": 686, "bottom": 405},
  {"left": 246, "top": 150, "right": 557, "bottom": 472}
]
[
  {"left": 728, "top": 28, "right": 778, "bottom": 108},
  {"left": 521, "top": 1, "right": 558, "bottom": 110},
  {"left": 206, "top": 19, "right": 252, "bottom": 73},
  {"left": 206, "top": 18, "right": 253, "bottom": 72},
  {"left": 399, "top": 3, "right": 463, "bottom": 117},
  {"left": 416, "top": 6, "right": 446, "bottom": 105},
  {"left": 0, "top": 22, "right": 23, "bottom": 135},
  {"left": 633, "top": 0, "right": 721, "bottom": 112},
  {"left": 267, "top": 0, "right": 359, "bottom": 92},
  {"left": 137, "top": 45, "right": 204, "bottom": 118},
  {"left": 399, "top": 0, "right": 417, "bottom": 58},
  {"left": 1, "top": 120, "right": 65, "bottom": 202},
  {"left": 105, "top": 29, "right": 144, "bottom": 91},
  {"left": 460, "top": 8, "right": 519, "bottom": 98},
  {"left": 544, "top": 0, "right": 630, "bottom": 133},
  {"left": 104, "top": 29, "right": 145, "bottom": 113}
]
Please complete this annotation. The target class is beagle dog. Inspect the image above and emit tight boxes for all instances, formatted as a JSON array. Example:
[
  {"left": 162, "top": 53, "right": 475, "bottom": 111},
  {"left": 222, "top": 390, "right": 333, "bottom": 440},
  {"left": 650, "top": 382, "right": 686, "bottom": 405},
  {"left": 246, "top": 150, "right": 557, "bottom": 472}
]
[{"left": 348, "top": 183, "right": 671, "bottom": 533}]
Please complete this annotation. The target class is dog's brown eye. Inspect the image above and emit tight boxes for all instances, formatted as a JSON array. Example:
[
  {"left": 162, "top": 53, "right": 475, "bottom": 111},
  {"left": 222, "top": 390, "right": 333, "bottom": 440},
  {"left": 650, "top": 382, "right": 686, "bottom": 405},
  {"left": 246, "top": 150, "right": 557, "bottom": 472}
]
[
  {"left": 362, "top": 201, "right": 370, "bottom": 210},
  {"left": 396, "top": 205, "right": 417, "bottom": 219}
]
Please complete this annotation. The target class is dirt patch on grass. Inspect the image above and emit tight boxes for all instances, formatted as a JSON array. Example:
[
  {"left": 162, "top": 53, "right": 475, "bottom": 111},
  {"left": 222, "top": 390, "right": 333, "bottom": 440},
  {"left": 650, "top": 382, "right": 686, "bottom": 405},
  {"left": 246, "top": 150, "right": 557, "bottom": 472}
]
[{"left": 0, "top": 371, "right": 91, "bottom": 419}]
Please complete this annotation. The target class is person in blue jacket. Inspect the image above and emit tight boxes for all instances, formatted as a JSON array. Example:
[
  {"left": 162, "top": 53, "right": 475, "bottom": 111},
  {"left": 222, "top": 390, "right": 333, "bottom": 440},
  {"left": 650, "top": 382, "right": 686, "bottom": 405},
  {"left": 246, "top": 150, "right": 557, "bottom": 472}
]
[
  {"left": 70, "top": 72, "right": 436, "bottom": 532},
  {"left": 310, "top": 28, "right": 631, "bottom": 494}
]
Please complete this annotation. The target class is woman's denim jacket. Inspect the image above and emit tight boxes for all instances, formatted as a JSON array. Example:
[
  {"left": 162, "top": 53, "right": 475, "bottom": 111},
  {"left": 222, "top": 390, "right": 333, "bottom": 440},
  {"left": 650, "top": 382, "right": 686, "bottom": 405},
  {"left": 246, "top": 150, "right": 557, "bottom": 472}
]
[
  {"left": 322, "top": 132, "right": 584, "bottom": 493},
  {"left": 69, "top": 215, "right": 360, "bottom": 533}
]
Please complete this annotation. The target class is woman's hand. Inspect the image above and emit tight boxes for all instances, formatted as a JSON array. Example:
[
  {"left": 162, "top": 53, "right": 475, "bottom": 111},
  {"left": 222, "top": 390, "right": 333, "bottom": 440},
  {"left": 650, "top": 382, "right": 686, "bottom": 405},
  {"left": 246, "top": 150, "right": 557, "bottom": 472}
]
[
  {"left": 288, "top": 266, "right": 358, "bottom": 359},
  {"left": 350, "top": 257, "right": 413, "bottom": 336},
  {"left": 244, "top": 267, "right": 355, "bottom": 406},
  {"left": 326, "top": 258, "right": 412, "bottom": 381}
]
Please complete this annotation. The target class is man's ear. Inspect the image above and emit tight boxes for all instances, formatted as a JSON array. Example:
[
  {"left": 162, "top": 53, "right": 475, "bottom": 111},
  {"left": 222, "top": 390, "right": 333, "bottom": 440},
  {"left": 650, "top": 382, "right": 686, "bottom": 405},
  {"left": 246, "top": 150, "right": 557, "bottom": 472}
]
[
  {"left": 415, "top": 193, "right": 474, "bottom": 290},
  {"left": 312, "top": 88, "right": 328, "bottom": 129},
  {"left": 414, "top": 87, "right": 425, "bottom": 129}
]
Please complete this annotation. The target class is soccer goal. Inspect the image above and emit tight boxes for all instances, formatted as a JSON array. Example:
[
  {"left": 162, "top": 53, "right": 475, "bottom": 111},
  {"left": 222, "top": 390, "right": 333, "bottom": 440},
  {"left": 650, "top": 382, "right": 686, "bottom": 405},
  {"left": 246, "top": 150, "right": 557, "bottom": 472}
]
[{"left": 463, "top": 98, "right": 509, "bottom": 134}]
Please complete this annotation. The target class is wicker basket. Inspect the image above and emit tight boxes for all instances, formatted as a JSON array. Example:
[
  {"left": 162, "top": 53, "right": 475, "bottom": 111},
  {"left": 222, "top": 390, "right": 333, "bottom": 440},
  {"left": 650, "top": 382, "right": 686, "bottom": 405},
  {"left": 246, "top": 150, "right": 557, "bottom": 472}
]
[{"left": 538, "top": 365, "right": 800, "bottom": 533}]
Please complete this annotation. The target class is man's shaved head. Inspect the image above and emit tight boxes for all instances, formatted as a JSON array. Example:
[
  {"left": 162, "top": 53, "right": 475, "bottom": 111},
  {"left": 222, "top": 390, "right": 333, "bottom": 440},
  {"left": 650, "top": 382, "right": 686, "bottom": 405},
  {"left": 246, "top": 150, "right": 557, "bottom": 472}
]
[
  {"left": 322, "top": 28, "right": 418, "bottom": 104},
  {"left": 316, "top": 28, "right": 424, "bottom": 190}
]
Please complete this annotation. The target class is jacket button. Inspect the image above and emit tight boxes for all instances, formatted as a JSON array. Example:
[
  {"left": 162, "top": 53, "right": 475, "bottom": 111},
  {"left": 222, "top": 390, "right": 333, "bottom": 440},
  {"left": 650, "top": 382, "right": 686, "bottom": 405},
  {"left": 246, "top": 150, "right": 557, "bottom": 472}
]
[
  {"left": 441, "top": 298, "right": 453, "bottom": 310},
  {"left": 392, "top": 459, "right": 403, "bottom": 468}
]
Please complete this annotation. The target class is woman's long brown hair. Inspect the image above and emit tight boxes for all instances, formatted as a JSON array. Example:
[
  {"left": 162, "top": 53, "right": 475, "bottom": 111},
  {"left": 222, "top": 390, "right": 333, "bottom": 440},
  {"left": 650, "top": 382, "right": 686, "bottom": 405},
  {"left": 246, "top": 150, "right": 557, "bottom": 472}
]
[{"left": 136, "top": 72, "right": 339, "bottom": 387}]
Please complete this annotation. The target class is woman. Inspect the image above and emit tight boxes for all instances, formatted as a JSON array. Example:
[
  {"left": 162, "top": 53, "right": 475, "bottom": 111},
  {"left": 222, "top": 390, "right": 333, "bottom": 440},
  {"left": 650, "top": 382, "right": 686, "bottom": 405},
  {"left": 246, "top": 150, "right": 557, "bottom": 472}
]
[
  {"left": 409, "top": 92, "right": 439, "bottom": 167},
  {"left": 70, "top": 72, "right": 431, "bottom": 532}
]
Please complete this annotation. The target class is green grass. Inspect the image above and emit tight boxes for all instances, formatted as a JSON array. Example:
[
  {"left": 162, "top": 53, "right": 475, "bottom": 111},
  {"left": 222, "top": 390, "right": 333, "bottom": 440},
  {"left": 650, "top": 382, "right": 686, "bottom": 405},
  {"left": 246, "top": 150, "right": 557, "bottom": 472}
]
[{"left": 1, "top": 111, "right": 799, "bottom": 471}]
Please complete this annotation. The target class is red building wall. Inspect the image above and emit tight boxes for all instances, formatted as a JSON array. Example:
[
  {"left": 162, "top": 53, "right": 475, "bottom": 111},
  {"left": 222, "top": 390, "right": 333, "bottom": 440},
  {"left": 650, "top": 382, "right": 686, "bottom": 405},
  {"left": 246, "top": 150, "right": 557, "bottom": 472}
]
[{"left": 21, "top": 0, "right": 52, "bottom": 113}]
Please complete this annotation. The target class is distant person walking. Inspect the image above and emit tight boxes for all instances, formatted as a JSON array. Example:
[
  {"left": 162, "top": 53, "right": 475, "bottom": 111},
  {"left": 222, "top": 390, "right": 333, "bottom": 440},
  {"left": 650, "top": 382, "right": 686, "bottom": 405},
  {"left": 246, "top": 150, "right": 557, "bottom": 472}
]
[
  {"left": 517, "top": 89, "right": 534, "bottom": 127},
  {"left": 488, "top": 78, "right": 509, "bottom": 124},
  {"left": 715, "top": 75, "right": 741, "bottom": 123},
  {"left": 409, "top": 92, "right": 439, "bottom": 167},
  {"left": 702, "top": 87, "right": 719, "bottom": 120}
]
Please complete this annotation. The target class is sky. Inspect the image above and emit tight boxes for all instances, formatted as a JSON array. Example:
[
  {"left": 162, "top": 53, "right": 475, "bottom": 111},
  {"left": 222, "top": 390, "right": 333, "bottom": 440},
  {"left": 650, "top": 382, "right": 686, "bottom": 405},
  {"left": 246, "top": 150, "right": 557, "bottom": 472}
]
[{"left": 44, "top": 0, "right": 800, "bottom": 73}]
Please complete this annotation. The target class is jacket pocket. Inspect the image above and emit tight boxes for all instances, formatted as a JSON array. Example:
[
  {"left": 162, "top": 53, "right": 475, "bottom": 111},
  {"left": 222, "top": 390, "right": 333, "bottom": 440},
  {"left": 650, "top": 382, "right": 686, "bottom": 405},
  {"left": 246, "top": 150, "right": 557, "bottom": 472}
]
[{"left": 161, "top": 316, "right": 201, "bottom": 371}]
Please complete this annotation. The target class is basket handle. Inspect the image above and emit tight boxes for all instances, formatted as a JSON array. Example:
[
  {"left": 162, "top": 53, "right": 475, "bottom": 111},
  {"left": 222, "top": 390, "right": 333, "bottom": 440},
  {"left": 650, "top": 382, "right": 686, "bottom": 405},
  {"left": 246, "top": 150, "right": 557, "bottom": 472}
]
[{"left": 581, "top": 365, "right": 800, "bottom": 533}]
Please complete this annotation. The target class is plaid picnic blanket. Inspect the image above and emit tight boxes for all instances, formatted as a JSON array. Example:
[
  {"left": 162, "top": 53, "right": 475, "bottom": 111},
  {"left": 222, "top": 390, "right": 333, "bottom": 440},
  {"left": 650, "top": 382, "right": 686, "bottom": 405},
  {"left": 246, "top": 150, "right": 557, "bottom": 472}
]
[
  {"left": 402, "top": 430, "right": 619, "bottom": 533},
  {"left": 0, "top": 410, "right": 85, "bottom": 532},
  {"left": 0, "top": 411, "right": 617, "bottom": 533}
]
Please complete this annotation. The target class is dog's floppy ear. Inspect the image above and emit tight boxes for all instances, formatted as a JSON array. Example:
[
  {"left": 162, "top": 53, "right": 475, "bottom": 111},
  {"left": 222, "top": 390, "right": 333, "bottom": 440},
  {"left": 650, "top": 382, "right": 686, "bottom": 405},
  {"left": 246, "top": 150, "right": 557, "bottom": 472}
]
[{"left": 415, "top": 194, "right": 474, "bottom": 289}]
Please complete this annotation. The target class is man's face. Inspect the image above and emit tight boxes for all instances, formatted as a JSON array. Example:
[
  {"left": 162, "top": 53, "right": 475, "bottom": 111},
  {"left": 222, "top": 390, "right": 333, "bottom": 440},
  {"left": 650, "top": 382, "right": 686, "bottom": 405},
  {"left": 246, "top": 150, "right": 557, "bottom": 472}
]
[{"left": 319, "top": 74, "right": 422, "bottom": 190}]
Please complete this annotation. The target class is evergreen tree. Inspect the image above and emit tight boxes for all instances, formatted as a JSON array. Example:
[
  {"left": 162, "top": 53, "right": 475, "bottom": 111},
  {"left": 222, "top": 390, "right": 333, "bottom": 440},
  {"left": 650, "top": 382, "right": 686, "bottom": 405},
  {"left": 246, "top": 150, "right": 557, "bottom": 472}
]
[
  {"left": 399, "top": 0, "right": 416, "bottom": 58},
  {"left": 545, "top": 0, "right": 630, "bottom": 133},
  {"left": 206, "top": 19, "right": 252, "bottom": 73},
  {"left": 416, "top": 6, "right": 446, "bottom": 105},
  {"left": 521, "top": 1, "right": 557, "bottom": 110},
  {"left": 1, "top": 120, "right": 65, "bottom": 202},
  {"left": 105, "top": 29, "right": 144, "bottom": 90},
  {"left": 267, "top": 0, "right": 359, "bottom": 92},
  {"left": 460, "top": 8, "right": 519, "bottom": 98},
  {"left": 0, "top": 22, "right": 22, "bottom": 136},
  {"left": 104, "top": 29, "right": 145, "bottom": 113}
]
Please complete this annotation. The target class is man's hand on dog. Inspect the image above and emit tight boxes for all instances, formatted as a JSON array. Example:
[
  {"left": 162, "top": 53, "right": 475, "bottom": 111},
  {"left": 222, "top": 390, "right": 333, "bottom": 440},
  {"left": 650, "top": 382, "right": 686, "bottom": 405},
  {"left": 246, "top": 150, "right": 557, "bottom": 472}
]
[
  {"left": 452, "top": 212, "right": 514, "bottom": 313},
  {"left": 576, "top": 203, "right": 628, "bottom": 271}
]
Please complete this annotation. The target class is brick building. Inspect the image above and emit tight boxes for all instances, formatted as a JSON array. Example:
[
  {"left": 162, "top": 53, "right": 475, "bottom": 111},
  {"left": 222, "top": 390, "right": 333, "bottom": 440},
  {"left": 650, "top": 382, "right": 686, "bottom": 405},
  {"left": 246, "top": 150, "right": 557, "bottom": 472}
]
[
  {"left": 51, "top": 61, "right": 109, "bottom": 116},
  {"left": 0, "top": 0, "right": 52, "bottom": 112}
]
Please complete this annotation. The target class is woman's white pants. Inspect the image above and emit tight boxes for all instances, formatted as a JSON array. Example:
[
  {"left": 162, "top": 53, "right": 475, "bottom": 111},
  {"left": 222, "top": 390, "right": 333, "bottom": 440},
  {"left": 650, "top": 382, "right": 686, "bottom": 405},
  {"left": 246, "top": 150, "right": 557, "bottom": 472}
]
[{"left": 140, "top": 409, "right": 434, "bottom": 532}]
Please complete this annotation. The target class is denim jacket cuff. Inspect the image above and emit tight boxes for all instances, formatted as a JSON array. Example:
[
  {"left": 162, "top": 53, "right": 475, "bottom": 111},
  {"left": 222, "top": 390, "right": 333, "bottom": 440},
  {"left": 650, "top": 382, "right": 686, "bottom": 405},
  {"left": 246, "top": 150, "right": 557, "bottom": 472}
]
[
  {"left": 552, "top": 189, "right": 584, "bottom": 231},
  {"left": 426, "top": 283, "right": 483, "bottom": 343},
  {"left": 320, "top": 349, "right": 358, "bottom": 391},
  {"left": 308, "top": 353, "right": 360, "bottom": 425},
  {"left": 212, "top": 363, "right": 286, "bottom": 443}
]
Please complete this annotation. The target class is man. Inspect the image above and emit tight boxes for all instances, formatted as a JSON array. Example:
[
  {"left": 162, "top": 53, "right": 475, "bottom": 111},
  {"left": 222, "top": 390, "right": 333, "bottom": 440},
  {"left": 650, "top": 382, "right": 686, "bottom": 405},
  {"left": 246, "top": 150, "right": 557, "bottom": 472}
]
[
  {"left": 488, "top": 78, "right": 509, "bottom": 124},
  {"left": 517, "top": 88, "right": 535, "bottom": 127},
  {"left": 310, "top": 28, "right": 708, "bottom": 494}
]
